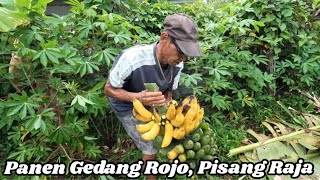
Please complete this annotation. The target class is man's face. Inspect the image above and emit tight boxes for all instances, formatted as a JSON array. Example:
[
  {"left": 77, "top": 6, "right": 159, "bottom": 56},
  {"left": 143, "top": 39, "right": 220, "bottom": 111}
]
[{"left": 164, "top": 37, "right": 188, "bottom": 66}]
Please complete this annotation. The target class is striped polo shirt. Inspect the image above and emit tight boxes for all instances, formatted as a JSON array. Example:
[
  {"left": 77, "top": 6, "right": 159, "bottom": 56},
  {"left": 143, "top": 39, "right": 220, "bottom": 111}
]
[{"left": 107, "top": 43, "right": 183, "bottom": 117}]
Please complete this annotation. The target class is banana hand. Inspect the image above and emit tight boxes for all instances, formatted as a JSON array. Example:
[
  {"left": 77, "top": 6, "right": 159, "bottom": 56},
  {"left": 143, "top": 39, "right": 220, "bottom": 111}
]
[
  {"left": 133, "top": 97, "right": 153, "bottom": 120},
  {"left": 136, "top": 121, "right": 156, "bottom": 133},
  {"left": 141, "top": 123, "right": 160, "bottom": 141}
]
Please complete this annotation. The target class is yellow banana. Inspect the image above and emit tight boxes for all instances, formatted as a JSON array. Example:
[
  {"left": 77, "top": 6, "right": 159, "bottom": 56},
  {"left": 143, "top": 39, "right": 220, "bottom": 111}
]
[
  {"left": 190, "top": 96, "right": 201, "bottom": 112},
  {"left": 172, "top": 128, "right": 179, "bottom": 139},
  {"left": 175, "top": 105, "right": 183, "bottom": 116},
  {"left": 184, "top": 121, "right": 194, "bottom": 135},
  {"left": 161, "top": 121, "right": 174, "bottom": 148},
  {"left": 194, "top": 103, "right": 200, "bottom": 112},
  {"left": 173, "top": 127, "right": 185, "bottom": 140},
  {"left": 170, "top": 112, "right": 184, "bottom": 127},
  {"left": 178, "top": 153, "right": 187, "bottom": 162},
  {"left": 175, "top": 103, "right": 190, "bottom": 117},
  {"left": 152, "top": 108, "right": 161, "bottom": 123},
  {"left": 167, "top": 149, "right": 179, "bottom": 160},
  {"left": 132, "top": 109, "right": 152, "bottom": 122},
  {"left": 165, "top": 103, "right": 176, "bottom": 120},
  {"left": 141, "top": 123, "right": 160, "bottom": 141},
  {"left": 136, "top": 121, "right": 156, "bottom": 133},
  {"left": 181, "top": 96, "right": 191, "bottom": 106},
  {"left": 194, "top": 119, "right": 201, "bottom": 130},
  {"left": 184, "top": 106, "right": 197, "bottom": 123},
  {"left": 189, "top": 95, "right": 198, "bottom": 108},
  {"left": 132, "top": 97, "right": 153, "bottom": 119},
  {"left": 191, "top": 108, "right": 204, "bottom": 130},
  {"left": 193, "top": 108, "right": 204, "bottom": 121}
]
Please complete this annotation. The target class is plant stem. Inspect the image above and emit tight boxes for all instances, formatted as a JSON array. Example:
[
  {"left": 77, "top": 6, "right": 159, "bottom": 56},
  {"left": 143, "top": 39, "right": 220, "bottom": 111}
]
[
  {"left": 60, "top": 144, "right": 72, "bottom": 162},
  {"left": 144, "top": 83, "right": 167, "bottom": 114},
  {"left": 89, "top": 115, "right": 103, "bottom": 137},
  {"left": 8, "top": 79, "right": 20, "bottom": 93},
  {"left": 17, "top": 58, "right": 35, "bottom": 92},
  {"left": 44, "top": 146, "right": 61, "bottom": 163},
  {"left": 44, "top": 86, "right": 60, "bottom": 110},
  {"left": 228, "top": 125, "right": 320, "bottom": 157}
]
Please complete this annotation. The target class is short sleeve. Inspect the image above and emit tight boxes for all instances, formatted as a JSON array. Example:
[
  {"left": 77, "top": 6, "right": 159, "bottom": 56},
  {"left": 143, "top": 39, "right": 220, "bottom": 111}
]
[{"left": 108, "top": 52, "right": 133, "bottom": 88}]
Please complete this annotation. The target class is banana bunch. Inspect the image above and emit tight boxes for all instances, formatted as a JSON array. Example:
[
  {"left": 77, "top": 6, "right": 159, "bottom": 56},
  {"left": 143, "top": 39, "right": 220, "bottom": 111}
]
[
  {"left": 133, "top": 95, "right": 204, "bottom": 149},
  {"left": 133, "top": 97, "right": 160, "bottom": 141},
  {"left": 133, "top": 97, "right": 173, "bottom": 147},
  {"left": 167, "top": 95, "right": 204, "bottom": 141}
]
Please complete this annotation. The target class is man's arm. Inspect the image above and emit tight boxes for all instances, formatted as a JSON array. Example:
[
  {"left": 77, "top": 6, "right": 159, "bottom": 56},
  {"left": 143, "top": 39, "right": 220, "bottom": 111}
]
[{"left": 104, "top": 81, "right": 166, "bottom": 107}]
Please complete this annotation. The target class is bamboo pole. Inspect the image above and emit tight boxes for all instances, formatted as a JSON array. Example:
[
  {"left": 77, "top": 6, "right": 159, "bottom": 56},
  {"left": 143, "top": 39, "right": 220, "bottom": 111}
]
[{"left": 228, "top": 125, "right": 320, "bottom": 157}]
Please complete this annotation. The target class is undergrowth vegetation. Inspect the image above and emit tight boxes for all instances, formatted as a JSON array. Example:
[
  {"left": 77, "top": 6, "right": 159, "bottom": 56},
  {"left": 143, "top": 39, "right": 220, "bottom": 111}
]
[{"left": 0, "top": 0, "right": 320, "bottom": 178}]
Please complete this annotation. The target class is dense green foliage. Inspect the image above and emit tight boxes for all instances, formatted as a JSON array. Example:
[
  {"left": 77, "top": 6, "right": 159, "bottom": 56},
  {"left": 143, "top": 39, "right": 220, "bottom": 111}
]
[{"left": 0, "top": 0, "right": 319, "bottom": 178}]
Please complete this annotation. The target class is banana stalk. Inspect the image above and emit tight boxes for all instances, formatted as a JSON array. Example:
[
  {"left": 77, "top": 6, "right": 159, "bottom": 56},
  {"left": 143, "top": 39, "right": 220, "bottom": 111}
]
[{"left": 144, "top": 83, "right": 167, "bottom": 115}]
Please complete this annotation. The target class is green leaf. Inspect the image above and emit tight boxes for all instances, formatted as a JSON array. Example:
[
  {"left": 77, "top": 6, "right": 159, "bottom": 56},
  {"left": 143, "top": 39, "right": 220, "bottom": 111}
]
[
  {"left": 40, "top": 120, "right": 46, "bottom": 132},
  {"left": 252, "top": 21, "right": 265, "bottom": 32},
  {"left": 253, "top": 25, "right": 259, "bottom": 32},
  {"left": 26, "top": 103, "right": 36, "bottom": 115},
  {"left": 32, "top": 51, "right": 42, "bottom": 60},
  {"left": 20, "top": 27, "right": 41, "bottom": 45},
  {"left": 40, "top": 52, "right": 48, "bottom": 67},
  {"left": 109, "top": 13, "right": 114, "bottom": 23},
  {"left": 46, "top": 48, "right": 61, "bottom": 64},
  {"left": 0, "top": 0, "right": 51, "bottom": 32},
  {"left": 298, "top": 40, "right": 307, "bottom": 47},
  {"left": 77, "top": 21, "right": 92, "bottom": 38},
  {"left": 90, "top": 82, "right": 105, "bottom": 92},
  {"left": 207, "top": 93, "right": 230, "bottom": 110},
  {"left": 79, "top": 96, "right": 95, "bottom": 105},
  {"left": 93, "top": 48, "right": 119, "bottom": 66},
  {"left": 7, "top": 151, "right": 22, "bottom": 160},
  {"left": 254, "top": 21, "right": 265, "bottom": 27},
  {"left": 279, "top": 23, "right": 286, "bottom": 31},
  {"left": 0, "top": 5, "right": 29, "bottom": 32},
  {"left": 108, "top": 31, "right": 131, "bottom": 45},
  {"left": 7, "top": 104, "right": 23, "bottom": 116},
  {"left": 33, "top": 116, "right": 42, "bottom": 130},
  {"left": 87, "top": 63, "right": 93, "bottom": 73},
  {"left": 50, "top": 126, "right": 72, "bottom": 144},
  {"left": 1, "top": 0, "right": 19, "bottom": 11},
  {"left": 77, "top": 96, "right": 86, "bottom": 107},
  {"left": 71, "top": 96, "right": 78, "bottom": 106},
  {"left": 282, "top": 9, "right": 292, "bottom": 17},
  {"left": 19, "top": 104, "right": 27, "bottom": 119},
  {"left": 80, "top": 64, "right": 86, "bottom": 77}
]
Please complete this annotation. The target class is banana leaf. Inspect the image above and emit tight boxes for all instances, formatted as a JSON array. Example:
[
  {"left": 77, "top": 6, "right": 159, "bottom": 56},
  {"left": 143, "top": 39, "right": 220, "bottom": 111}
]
[
  {"left": 0, "top": 0, "right": 52, "bottom": 32},
  {"left": 229, "top": 92, "right": 320, "bottom": 179}
]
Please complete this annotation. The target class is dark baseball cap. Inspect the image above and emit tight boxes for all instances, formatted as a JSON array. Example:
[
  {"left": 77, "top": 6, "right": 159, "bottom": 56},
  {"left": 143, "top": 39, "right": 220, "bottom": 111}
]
[{"left": 164, "top": 13, "right": 202, "bottom": 57}]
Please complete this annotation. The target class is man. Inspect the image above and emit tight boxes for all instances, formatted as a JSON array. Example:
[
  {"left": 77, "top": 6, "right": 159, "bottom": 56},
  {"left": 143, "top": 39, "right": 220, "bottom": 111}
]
[{"left": 104, "top": 13, "right": 202, "bottom": 178}]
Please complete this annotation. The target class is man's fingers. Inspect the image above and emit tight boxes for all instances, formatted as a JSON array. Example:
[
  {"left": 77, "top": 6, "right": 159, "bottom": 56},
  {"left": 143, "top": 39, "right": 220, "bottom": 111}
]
[
  {"left": 144, "top": 94, "right": 165, "bottom": 102},
  {"left": 145, "top": 91, "right": 163, "bottom": 97},
  {"left": 140, "top": 91, "right": 165, "bottom": 106},
  {"left": 152, "top": 99, "right": 166, "bottom": 107},
  {"left": 143, "top": 97, "right": 165, "bottom": 107}
]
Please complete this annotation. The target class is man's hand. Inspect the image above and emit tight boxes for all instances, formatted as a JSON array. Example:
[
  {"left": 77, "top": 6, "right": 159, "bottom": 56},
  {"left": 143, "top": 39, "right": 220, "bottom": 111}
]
[{"left": 141, "top": 91, "right": 166, "bottom": 107}]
